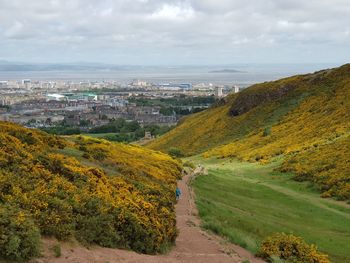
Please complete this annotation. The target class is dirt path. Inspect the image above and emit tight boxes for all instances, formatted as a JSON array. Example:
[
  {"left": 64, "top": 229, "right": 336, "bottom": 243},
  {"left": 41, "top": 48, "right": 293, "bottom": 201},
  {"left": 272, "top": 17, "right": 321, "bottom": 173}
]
[{"left": 32, "top": 168, "right": 264, "bottom": 263}]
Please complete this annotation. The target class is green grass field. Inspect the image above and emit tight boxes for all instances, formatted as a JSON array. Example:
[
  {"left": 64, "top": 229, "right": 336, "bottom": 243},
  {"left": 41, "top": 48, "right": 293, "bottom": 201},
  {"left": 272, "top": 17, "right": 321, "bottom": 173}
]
[{"left": 189, "top": 157, "right": 350, "bottom": 263}]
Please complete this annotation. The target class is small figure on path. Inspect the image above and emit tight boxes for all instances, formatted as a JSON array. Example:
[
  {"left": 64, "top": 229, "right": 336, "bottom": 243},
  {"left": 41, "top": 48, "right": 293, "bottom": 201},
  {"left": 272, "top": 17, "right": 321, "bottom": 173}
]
[{"left": 176, "top": 187, "right": 181, "bottom": 200}]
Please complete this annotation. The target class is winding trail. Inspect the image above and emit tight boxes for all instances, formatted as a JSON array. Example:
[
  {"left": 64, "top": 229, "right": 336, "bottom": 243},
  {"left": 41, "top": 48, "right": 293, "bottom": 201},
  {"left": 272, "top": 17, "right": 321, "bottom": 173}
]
[{"left": 32, "top": 168, "right": 263, "bottom": 263}]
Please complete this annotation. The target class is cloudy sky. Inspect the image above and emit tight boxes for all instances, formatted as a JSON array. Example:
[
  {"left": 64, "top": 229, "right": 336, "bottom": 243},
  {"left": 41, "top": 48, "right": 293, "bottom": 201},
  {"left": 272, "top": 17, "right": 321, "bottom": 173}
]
[{"left": 0, "top": 0, "right": 349, "bottom": 65}]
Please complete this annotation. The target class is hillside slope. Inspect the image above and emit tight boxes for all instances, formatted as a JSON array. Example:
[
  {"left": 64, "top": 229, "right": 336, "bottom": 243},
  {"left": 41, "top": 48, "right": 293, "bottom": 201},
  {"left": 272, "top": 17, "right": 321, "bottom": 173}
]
[
  {"left": 148, "top": 64, "right": 350, "bottom": 200},
  {"left": 0, "top": 121, "right": 182, "bottom": 261}
]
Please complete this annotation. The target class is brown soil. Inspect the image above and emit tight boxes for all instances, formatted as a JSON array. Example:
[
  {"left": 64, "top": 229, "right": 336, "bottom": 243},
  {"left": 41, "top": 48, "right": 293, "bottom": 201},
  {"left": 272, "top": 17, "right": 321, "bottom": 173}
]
[{"left": 31, "top": 168, "right": 265, "bottom": 263}]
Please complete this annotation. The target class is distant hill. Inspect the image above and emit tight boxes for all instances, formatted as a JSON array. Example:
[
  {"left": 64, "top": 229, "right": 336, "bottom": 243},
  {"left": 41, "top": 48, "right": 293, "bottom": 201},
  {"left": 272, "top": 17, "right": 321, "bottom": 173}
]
[
  {"left": 148, "top": 64, "right": 350, "bottom": 201},
  {"left": 0, "top": 121, "right": 182, "bottom": 261}
]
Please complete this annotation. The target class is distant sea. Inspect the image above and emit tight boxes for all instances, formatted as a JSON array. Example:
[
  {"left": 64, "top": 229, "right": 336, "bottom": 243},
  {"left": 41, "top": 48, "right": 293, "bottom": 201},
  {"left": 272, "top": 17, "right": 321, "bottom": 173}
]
[{"left": 0, "top": 63, "right": 340, "bottom": 87}]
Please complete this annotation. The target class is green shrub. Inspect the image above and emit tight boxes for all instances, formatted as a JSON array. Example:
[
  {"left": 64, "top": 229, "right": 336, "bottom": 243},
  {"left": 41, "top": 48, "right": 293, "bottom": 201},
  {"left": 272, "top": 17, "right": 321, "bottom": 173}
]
[
  {"left": 183, "top": 160, "right": 196, "bottom": 169},
  {"left": 119, "top": 212, "right": 157, "bottom": 254},
  {"left": 79, "top": 145, "right": 87, "bottom": 151},
  {"left": 75, "top": 211, "right": 122, "bottom": 248},
  {"left": 271, "top": 255, "right": 286, "bottom": 263},
  {"left": 0, "top": 122, "right": 182, "bottom": 257},
  {"left": 0, "top": 205, "right": 41, "bottom": 261},
  {"left": 258, "top": 233, "right": 330, "bottom": 263},
  {"left": 91, "top": 149, "right": 108, "bottom": 161},
  {"left": 82, "top": 152, "right": 91, "bottom": 159},
  {"left": 168, "top": 147, "right": 185, "bottom": 158},
  {"left": 52, "top": 244, "right": 61, "bottom": 257},
  {"left": 263, "top": 127, "right": 271, "bottom": 137}
]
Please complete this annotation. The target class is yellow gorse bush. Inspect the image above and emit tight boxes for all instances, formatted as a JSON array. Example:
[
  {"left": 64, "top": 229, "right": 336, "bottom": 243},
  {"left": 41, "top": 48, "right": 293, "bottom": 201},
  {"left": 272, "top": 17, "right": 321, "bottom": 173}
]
[
  {"left": 258, "top": 233, "right": 330, "bottom": 263},
  {"left": 0, "top": 205, "right": 41, "bottom": 261},
  {"left": 148, "top": 64, "right": 350, "bottom": 200},
  {"left": 0, "top": 121, "right": 182, "bottom": 260}
]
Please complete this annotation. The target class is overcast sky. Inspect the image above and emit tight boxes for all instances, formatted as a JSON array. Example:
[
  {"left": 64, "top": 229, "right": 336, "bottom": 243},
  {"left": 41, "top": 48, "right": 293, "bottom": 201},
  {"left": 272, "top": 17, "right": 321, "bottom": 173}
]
[{"left": 0, "top": 0, "right": 349, "bottom": 65}]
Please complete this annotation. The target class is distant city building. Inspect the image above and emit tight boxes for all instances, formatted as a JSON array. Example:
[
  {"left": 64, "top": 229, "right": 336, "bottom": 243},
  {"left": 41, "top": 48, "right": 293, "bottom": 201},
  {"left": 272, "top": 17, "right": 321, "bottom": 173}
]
[
  {"left": 178, "top": 83, "right": 192, "bottom": 89},
  {"left": 22, "top": 79, "right": 31, "bottom": 85},
  {"left": 157, "top": 83, "right": 192, "bottom": 90},
  {"left": 47, "top": 93, "right": 66, "bottom": 101},
  {"left": 108, "top": 98, "right": 129, "bottom": 107},
  {"left": 22, "top": 79, "right": 31, "bottom": 89},
  {"left": 1, "top": 76, "right": 222, "bottom": 129},
  {"left": 46, "top": 93, "right": 97, "bottom": 102},
  {"left": 131, "top": 79, "right": 149, "bottom": 87},
  {"left": 234, "top": 85, "right": 240, "bottom": 93},
  {"left": 215, "top": 86, "right": 223, "bottom": 97},
  {"left": 0, "top": 81, "right": 8, "bottom": 88},
  {"left": 144, "top": 131, "right": 153, "bottom": 140},
  {"left": 97, "top": 94, "right": 110, "bottom": 100}
]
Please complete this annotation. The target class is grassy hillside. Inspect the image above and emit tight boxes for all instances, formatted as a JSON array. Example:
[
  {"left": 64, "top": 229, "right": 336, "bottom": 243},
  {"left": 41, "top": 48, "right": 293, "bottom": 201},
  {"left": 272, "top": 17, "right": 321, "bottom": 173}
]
[
  {"left": 190, "top": 157, "right": 350, "bottom": 263},
  {"left": 0, "top": 121, "right": 182, "bottom": 261},
  {"left": 148, "top": 64, "right": 350, "bottom": 200}
]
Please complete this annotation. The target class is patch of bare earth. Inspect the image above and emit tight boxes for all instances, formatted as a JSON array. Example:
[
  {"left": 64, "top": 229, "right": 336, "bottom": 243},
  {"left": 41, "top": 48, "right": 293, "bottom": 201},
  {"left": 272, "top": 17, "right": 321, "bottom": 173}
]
[{"left": 31, "top": 168, "right": 264, "bottom": 263}]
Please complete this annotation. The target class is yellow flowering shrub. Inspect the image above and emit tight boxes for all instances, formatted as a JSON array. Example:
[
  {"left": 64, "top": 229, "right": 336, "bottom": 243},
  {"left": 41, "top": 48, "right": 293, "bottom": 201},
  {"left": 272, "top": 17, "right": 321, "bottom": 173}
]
[
  {"left": 0, "top": 205, "right": 41, "bottom": 261},
  {"left": 258, "top": 233, "right": 330, "bottom": 263},
  {"left": 148, "top": 64, "right": 350, "bottom": 200},
  {"left": 0, "top": 121, "right": 182, "bottom": 260},
  {"left": 280, "top": 135, "right": 350, "bottom": 200}
]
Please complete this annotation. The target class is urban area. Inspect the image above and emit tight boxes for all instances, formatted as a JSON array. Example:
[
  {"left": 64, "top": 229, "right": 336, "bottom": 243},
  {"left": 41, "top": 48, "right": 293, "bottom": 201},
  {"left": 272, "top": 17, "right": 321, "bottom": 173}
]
[{"left": 0, "top": 79, "right": 240, "bottom": 142}]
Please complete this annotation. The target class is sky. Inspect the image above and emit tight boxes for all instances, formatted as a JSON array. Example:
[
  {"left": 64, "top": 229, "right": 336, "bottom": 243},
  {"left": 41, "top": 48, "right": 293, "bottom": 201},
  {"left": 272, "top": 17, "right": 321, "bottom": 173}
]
[{"left": 0, "top": 0, "right": 349, "bottom": 65}]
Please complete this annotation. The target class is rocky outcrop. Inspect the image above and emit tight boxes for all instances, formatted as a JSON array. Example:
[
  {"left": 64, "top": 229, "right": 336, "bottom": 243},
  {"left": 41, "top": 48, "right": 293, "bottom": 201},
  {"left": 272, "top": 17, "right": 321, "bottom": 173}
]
[{"left": 229, "top": 83, "right": 298, "bottom": 116}]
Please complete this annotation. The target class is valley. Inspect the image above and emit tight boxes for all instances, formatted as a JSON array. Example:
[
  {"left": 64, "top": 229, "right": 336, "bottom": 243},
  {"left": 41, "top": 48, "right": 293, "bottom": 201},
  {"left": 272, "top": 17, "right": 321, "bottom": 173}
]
[
  {"left": 1, "top": 1, "right": 349, "bottom": 262},
  {"left": 1, "top": 64, "right": 349, "bottom": 262},
  {"left": 188, "top": 157, "right": 350, "bottom": 262}
]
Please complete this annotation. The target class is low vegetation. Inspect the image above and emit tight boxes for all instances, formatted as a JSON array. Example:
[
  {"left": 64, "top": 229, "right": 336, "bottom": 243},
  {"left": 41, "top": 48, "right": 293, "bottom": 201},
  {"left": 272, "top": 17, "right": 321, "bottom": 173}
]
[
  {"left": 42, "top": 118, "right": 173, "bottom": 142},
  {"left": 0, "top": 121, "right": 182, "bottom": 261},
  {"left": 0, "top": 205, "right": 41, "bottom": 261},
  {"left": 190, "top": 157, "right": 350, "bottom": 262},
  {"left": 168, "top": 147, "right": 185, "bottom": 158},
  {"left": 51, "top": 244, "right": 61, "bottom": 258},
  {"left": 280, "top": 136, "right": 350, "bottom": 200},
  {"left": 149, "top": 64, "right": 350, "bottom": 201},
  {"left": 129, "top": 95, "right": 216, "bottom": 107},
  {"left": 258, "top": 233, "right": 329, "bottom": 263},
  {"left": 129, "top": 95, "right": 215, "bottom": 116}
]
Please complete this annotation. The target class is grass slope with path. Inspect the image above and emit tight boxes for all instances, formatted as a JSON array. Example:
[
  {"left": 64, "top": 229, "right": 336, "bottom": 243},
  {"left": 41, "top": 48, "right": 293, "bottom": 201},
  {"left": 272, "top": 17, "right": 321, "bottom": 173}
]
[
  {"left": 189, "top": 156, "right": 350, "bottom": 263},
  {"left": 148, "top": 64, "right": 350, "bottom": 201}
]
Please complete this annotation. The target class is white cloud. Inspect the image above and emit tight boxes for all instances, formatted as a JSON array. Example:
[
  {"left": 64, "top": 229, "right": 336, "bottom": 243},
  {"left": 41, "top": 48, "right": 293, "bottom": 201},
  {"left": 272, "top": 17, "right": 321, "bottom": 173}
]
[
  {"left": 4, "top": 21, "right": 25, "bottom": 39},
  {"left": 0, "top": 0, "right": 349, "bottom": 64},
  {"left": 276, "top": 20, "right": 316, "bottom": 30},
  {"left": 149, "top": 3, "right": 195, "bottom": 20}
]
